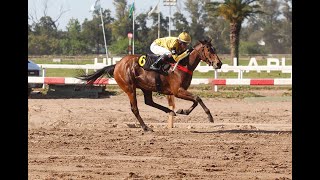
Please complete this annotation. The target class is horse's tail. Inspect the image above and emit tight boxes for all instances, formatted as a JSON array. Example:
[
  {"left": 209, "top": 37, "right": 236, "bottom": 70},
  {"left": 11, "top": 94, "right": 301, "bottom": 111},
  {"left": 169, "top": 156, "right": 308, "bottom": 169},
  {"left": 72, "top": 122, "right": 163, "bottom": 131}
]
[{"left": 77, "top": 65, "right": 115, "bottom": 83}]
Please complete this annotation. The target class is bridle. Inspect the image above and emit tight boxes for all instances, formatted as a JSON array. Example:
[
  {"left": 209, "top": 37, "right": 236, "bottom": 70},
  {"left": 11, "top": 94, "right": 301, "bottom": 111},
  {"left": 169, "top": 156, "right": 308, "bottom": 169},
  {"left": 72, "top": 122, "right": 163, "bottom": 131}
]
[
  {"left": 192, "top": 43, "right": 216, "bottom": 64},
  {"left": 170, "top": 42, "right": 218, "bottom": 75}
]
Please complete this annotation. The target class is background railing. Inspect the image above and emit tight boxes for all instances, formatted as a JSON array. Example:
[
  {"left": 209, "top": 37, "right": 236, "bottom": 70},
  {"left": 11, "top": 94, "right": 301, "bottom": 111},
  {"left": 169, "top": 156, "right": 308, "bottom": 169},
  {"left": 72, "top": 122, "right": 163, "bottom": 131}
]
[{"left": 29, "top": 57, "right": 292, "bottom": 92}]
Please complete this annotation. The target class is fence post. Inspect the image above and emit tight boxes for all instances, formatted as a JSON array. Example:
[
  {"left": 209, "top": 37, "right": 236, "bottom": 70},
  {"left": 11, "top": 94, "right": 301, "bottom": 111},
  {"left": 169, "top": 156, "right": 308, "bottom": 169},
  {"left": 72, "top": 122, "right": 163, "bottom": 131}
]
[
  {"left": 42, "top": 68, "right": 46, "bottom": 89},
  {"left": 233, "top": 57, "right": 238, "bottom": 66},
  {"left": 214, "top": 70, "right": 218, "bottom": 92}
]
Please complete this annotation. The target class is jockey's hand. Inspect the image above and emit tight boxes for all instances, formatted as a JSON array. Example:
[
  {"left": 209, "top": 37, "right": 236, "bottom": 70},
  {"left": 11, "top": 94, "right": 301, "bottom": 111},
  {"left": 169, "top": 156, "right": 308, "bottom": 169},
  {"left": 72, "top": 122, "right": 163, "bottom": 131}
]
[
  {"left": 167, "top": 53, "right": 172, "bottom": 58},
  {"left": 187, "top": 47, "right": 194, "bottom": 53}
]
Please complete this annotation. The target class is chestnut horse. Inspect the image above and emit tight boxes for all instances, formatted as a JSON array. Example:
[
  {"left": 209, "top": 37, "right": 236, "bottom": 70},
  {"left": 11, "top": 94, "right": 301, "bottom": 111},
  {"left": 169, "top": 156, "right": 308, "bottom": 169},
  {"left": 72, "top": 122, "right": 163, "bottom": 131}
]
[{"left": 77, "top": 39, "right": 222, "bottom": 131}]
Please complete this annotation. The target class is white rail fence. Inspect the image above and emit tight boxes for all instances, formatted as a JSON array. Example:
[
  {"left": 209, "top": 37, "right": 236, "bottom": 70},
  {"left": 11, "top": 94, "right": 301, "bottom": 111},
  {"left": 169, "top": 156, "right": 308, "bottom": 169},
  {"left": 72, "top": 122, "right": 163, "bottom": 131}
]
[{"left": 29, "top": 57, "right": 292, "bottom": 92}]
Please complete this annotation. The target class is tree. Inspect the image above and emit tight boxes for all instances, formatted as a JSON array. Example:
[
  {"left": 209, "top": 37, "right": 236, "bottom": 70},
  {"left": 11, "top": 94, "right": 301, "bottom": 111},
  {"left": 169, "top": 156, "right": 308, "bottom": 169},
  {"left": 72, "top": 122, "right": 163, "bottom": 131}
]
[
  {"left": 33, "top": 16, "right": 58, "bottom": 37},
  {"left": 202, "top": 9, "right": 230, "bottom": 54},
  {"left": 243, "top": 0, "right": 291, "bottom": 54},
  {"left": 184, "top": 0, "right": 206, "bottom": 44},
  {"left": 82, "top": 18, "right": 104, "bottom": 54},
  {"left": 82, "top": 9, "right": 114, "bottom": 54},
  {"left": 149, "top": 12, "right": 169, "bottom": 38},
  {"left": 172, "top": 12, "right": 190, "bottom": 34},
  {"left": 61, "top": 18, "right": 88, "bottom": 55},
  {"left": 111, "top": 0, "right": 131, "bottom": 41},
  {"left": 278, "top": 0, "right": 292, "bottom": 53},
  {"left": 67, "top": 19, "right": 81, "bottom": 39},
  {"left": 134, "top": 13, "right": 151, "bottom": 53},
  {"left": 258, "top": 0, "right": 283, "bottom": 54},
  {"left": 206, "top": 0, "right": 263, "bottom": 65},
  {"left": 28, "top": 0, "right": 69, "bottom": 30}
]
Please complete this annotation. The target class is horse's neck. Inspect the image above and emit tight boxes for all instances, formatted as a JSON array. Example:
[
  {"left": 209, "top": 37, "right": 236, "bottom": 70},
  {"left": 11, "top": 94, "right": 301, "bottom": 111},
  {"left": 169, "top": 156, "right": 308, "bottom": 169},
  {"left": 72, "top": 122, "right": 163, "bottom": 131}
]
[{"left": 187, "top": 48, "right": 201, "bottom": 71}]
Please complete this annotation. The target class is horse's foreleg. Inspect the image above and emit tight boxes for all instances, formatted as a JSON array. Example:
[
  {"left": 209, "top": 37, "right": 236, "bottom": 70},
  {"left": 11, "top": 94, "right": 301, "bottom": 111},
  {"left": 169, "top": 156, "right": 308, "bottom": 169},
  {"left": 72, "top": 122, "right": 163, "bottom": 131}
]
[
  {"left": 143, "top": 91, "right": 176, "bottom": 116},
  {"left": 175, "top": 89, "right": 213, "bottom": 123},
  {"left": 175, "top": 91, "right": 198, "bottom": 115},
  {"left": 194, "top": 96, "right": 214, "bottom": 123}
]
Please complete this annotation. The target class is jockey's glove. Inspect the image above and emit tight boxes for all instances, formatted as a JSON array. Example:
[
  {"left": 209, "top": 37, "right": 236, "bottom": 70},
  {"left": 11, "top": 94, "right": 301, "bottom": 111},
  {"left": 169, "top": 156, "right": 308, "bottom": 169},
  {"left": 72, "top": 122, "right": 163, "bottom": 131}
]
[{"left": 187, "top": 47, "right": 194, "bottom": 53}]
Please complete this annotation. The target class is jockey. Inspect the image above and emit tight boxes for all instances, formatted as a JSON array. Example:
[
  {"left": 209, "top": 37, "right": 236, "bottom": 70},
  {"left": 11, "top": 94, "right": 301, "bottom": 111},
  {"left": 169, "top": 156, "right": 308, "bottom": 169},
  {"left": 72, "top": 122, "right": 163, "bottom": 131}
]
[{"left": 149, "top": 32, "right": 191, "bottom": 73}]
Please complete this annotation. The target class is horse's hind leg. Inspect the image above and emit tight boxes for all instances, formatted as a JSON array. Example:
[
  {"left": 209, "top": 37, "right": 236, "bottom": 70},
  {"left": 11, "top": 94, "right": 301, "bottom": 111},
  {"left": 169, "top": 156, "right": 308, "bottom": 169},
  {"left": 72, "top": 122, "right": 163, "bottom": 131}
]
[
  {"left": 117, "top": 82, "right": 153, "bottom": 131},
  {"left": 113, "top": 61, "right": 152, "bottom": 131},
  {"left": 142, "top": 90, "right": 176, "bottom": 116},
  {"left": 126, "top": 90, "right": 153, "bottom": 131}
]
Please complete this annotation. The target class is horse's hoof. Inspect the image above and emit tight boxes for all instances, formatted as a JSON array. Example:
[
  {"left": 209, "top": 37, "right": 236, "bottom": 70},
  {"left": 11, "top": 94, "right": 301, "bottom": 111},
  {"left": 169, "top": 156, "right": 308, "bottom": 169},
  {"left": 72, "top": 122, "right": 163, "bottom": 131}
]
[
  {"left": 208, "top": 116, "right": 214, "bottom": 123},
  {"left": 169, "top": 111, "right": 176, "bottom": 116},
  {"left": 143, "top": 126, "right": 154, "bottom": 132},
  {"left": 177, "top": 109, "right": 188, "bottom": 115},
  {"left": 176, "top": 109, "right": 183, "bottom": 114}
]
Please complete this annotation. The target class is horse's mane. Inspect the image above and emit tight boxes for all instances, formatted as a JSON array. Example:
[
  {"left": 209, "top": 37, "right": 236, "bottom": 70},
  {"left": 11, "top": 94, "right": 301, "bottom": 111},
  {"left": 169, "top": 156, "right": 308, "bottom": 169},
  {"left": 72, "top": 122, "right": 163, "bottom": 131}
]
[
  {"left": 193, "top": 36, "right": 212, "bottom": 48},
  {"left": 180, "top": 38, "right": 210, "bottom": 66},
  {"left": 176, "top": 37, "right": 213, "bottom": 66}
]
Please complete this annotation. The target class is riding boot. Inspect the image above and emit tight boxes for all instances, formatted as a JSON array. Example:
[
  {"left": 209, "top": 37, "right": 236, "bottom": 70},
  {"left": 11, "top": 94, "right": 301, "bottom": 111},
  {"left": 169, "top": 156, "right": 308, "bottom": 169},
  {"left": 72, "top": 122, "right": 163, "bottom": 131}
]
[{"left": 150, "top": 54, "right": 168, "bottom": 72}]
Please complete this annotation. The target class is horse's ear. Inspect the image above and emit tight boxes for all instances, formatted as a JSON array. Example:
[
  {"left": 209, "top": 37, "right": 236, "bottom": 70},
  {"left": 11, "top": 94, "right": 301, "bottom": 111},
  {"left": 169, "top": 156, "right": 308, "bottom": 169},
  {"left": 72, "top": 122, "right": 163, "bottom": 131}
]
[
  {"left": 199, "top": 36, "right": 212, "bottom": 44},
  {"left": 204, "top": 36, "right": 212, "bottom": 43}
]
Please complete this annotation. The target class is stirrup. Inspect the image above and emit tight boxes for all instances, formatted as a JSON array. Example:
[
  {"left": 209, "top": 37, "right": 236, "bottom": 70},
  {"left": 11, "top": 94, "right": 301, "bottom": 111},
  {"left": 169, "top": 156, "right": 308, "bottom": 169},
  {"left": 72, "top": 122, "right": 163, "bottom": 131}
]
[
  {"left": 150, "top": 65, "right": 168, "bottom": 75},
  {"left": 160, "top": 70, "right": 168, "bottom": 76},
  {"left": 158, "top": 67, "right": 169, "bottom": 76}
]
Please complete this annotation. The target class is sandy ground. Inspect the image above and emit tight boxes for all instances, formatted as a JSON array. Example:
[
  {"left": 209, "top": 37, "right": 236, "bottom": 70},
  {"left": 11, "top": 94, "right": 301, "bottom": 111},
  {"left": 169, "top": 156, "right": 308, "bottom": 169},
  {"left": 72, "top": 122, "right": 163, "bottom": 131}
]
[{"left": 28, "top": 89, "right": 292, "bottom": 180}]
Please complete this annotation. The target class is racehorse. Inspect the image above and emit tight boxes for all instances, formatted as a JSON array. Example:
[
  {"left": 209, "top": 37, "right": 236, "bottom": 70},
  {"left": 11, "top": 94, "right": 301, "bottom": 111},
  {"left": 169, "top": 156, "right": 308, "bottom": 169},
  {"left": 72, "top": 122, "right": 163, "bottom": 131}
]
[{"left": 77, "top": 38, "right": 222, "bottom": 131}]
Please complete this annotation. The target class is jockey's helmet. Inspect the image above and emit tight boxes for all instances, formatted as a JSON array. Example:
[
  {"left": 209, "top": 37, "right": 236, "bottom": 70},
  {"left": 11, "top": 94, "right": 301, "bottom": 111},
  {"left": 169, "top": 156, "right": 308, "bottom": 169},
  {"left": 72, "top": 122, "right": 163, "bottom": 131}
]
[{"left": 178, "top": 32, "right": 191, "bottom": 44}]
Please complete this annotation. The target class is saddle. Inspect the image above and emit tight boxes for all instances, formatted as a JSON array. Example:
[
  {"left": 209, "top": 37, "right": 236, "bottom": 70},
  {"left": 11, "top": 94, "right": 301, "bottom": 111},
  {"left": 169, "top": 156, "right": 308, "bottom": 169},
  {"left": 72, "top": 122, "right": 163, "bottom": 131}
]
[{"left": 138, "top": 54, "right": 174, "bottom": 75}]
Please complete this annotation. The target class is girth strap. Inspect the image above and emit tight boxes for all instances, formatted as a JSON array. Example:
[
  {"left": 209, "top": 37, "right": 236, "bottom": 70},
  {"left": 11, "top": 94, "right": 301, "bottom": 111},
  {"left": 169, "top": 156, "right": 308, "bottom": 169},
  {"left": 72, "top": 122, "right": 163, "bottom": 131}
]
[{"left": 155, "top": 73, "right": 162, "bottom": 93}]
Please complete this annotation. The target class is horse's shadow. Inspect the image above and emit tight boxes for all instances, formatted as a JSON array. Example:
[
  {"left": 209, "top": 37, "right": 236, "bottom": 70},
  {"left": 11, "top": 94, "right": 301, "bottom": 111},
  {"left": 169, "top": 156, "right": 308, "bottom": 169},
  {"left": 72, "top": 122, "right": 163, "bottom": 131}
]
[
  {"left": 28, "top": 86, "right": 118, "bottom": 99},
  {"left": 191, "top": 129, "right": 292, "bottom": 134}
]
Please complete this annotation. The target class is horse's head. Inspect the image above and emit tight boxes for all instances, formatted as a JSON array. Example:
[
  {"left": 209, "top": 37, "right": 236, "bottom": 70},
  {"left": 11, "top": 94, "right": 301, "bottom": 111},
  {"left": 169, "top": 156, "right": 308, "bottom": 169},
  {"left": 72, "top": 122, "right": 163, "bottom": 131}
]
[{"left": 193, "top": 38, "right": 222, "bottom": 69}]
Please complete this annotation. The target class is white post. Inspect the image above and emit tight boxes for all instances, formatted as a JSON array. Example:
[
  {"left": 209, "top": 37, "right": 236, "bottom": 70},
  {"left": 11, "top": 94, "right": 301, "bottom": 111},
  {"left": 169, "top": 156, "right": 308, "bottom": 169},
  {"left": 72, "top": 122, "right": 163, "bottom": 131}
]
[
  {"left": 158, "top": 12, "right": 160, "bottom": 38},
  {"left": 99, "top": 7, "right": 108, "bottom": 60},
  {"left": 169, "top": 5, "right": 171, "bottom": 36},
  {"left": 214, "top": 70, "right": 218, "bottom": 92},
  {"left": 132, "top": 0, "right": 135, "bottom": 54},
  {"left": 42, "top": 68, "right": 46, "bottom": 89},
  {"left": 238, "top": 70, "right": 243, "bottom": 79},
  {"left": 233, "top": 57, "right": 237, "bottom": 66},
  {"left": 163, "top": 0, "right": 176, "bottom": 37},
  {"left": 281, "top": 57, "right": 286, "bottom": 66}
]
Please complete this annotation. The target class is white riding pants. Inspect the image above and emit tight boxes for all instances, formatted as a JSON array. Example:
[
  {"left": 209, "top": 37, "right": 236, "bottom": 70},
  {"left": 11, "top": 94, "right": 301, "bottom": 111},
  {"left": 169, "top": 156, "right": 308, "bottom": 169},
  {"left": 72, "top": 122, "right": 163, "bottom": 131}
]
[{"left": 150, "top": 42, "right": 171, "bottom": 56}]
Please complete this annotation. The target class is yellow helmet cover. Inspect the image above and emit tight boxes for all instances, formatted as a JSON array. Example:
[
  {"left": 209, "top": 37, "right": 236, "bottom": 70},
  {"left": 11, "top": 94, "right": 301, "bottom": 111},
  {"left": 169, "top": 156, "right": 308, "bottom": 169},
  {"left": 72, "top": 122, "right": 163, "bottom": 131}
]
[{"left": 178, "top": 32, "right": 191, "bottom": 43}]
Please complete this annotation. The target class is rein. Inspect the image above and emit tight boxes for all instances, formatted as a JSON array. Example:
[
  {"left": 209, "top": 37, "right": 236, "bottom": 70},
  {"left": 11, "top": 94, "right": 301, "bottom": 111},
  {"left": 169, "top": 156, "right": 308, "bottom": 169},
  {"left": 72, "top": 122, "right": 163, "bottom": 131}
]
[
  {"left": 168, "top": 44, "right": 206, "bottom": 75},
  {"left": 193, "top": 45, "right": 208, "bottom": 62}
]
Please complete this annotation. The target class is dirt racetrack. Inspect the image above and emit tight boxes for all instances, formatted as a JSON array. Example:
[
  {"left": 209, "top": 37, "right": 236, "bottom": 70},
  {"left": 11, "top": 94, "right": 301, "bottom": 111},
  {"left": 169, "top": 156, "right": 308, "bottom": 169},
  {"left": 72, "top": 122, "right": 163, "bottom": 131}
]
[{"left": 28, "top": 89, "right": 292, "bottom": 180}]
